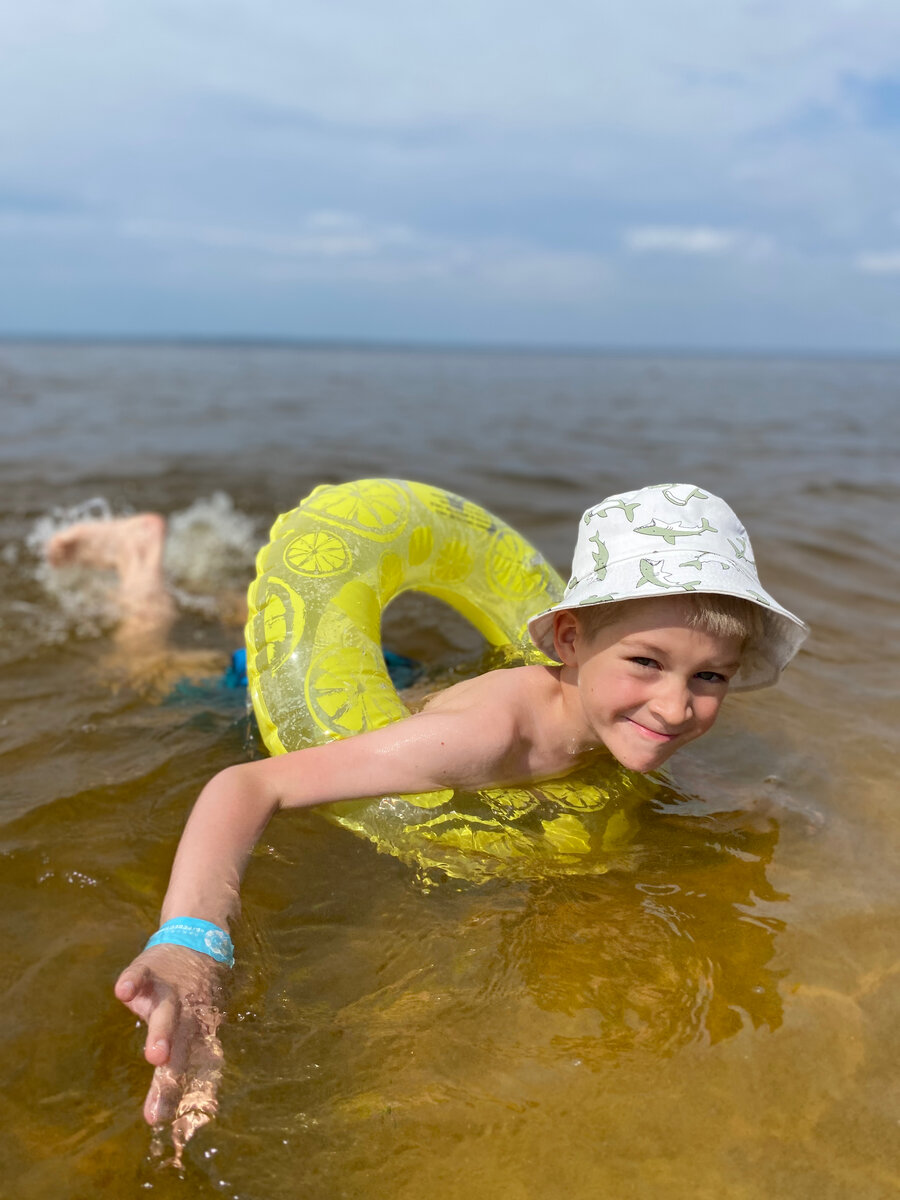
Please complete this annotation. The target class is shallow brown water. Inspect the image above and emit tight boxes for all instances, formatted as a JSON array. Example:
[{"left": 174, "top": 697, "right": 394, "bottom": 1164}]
[{"left": 2, "top": 343, "right": 899, "bottom": 1198}]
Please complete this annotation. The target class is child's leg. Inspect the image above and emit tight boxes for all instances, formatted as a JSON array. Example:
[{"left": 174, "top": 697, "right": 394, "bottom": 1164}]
[
  {"left": 45, "top": 513, "right": 236, "bottom": 698},
  {"left": 47, "top": 513, "right": 177, "bottom": 653}
]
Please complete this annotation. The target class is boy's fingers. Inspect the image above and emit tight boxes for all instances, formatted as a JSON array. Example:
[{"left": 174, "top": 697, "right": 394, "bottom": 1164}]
[
  {"left": 144, "top": 1063, "right": 184, "bottom": 1126},
  {"left": 143, "top": 1001, "right": 202, "bottom": 1126},
  {"left": 115, "top": 963, "right": 158, "bottom": 1019},
  {"left": 169, "top": 1011, "right": 224, "bottom": 1143},
  {"left": 114, "top": 962, "right": 148, "bottom": 1002},
  {"left": 113, "top": 945, "right": 230, "bottom": 1130},
  {"left": 144, "top": 990, "right": 179, "bottom": 1065},
  {"left": 114, "top": 973, "right": 136, "bottom": 1002}
]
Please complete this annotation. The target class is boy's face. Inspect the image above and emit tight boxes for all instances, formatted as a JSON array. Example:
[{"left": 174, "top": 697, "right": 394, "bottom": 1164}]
[{"left": 554, "top": 598, "right": 743, "bottom": 773}]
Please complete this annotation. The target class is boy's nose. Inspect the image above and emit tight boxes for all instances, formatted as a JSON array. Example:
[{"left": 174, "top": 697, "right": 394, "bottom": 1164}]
[{"left": 649, "top": 679, "right": 692, "bottom": 729}]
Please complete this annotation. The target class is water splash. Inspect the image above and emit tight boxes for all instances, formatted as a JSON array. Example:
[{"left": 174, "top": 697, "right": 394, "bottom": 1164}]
[
  {"left": 164, "top": 493, "right": 259, "bottom": 616},
  {"left": 24, "top": 493, "right": 259, "bottom": 640}
]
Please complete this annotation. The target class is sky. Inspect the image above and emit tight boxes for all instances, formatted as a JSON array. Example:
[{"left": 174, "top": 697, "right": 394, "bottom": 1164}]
[{"left": 3, "top": 0, "right": 900, "bottom": 352}]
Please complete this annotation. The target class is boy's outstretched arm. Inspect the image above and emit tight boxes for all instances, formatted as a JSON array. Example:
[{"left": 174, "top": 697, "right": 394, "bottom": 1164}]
[
  {"left": 115, "top": 690, "right": 523, "bottom": 1129},
  {"left": 114, "top": 759, "right": 283, "bottom": 1128}
]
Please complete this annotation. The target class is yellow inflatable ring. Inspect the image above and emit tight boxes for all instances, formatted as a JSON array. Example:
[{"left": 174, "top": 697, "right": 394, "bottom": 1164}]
[{"left": 246, "top": 479, "right": 647, "bottom": 883}]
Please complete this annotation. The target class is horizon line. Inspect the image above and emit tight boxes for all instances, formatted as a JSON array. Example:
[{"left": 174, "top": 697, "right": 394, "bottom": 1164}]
[{"left": 0, "top": 332, "right": 898, "bottom": 363}]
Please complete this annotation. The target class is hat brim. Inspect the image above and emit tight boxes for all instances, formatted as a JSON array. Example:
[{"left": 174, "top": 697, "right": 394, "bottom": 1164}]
[{"left": 527, "top": 553, "right": 808, "bottom": 692}]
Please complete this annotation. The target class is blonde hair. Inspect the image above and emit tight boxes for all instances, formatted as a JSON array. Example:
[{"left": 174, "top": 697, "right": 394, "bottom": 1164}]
[{"left": 573, "top": 593, "right": 765, "bottom": 647}]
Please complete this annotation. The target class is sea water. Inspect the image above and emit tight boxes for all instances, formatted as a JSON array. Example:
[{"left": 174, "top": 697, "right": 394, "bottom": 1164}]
[{"left": 1, "top": 341, "right": 899, "bottom": 1198}]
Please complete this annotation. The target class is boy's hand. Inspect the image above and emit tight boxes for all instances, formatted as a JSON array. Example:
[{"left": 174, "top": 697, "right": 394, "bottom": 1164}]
[{"left": 115, "top": 943, "right": 229, "bottom": 1147}]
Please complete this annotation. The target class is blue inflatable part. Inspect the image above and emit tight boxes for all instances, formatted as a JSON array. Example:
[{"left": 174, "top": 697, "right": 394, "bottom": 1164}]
[
  {"left": 164, "top": 645, "right": 422, "bottom": 707},
  {"left": 382, "top": 648, "right": 424, "bottom": 690},
  {"left": 222, "top": 646, "right": 248, "bottom": 689},
  {"left": 219, "top": 645, "right": 421, "bottom": 692}
]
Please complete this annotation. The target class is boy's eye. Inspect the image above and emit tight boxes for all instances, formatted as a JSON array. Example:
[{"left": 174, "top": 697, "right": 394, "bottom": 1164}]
[
  {"left": 695, "top": 670, "right": 727, "bottom": 683},
  {"left": 629, "top": 656, "right": 658, "bottom": 669}
]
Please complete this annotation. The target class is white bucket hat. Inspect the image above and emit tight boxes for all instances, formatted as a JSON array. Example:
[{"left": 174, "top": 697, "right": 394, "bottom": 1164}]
[{"left": 527, "top": 483, "right": 809, "bottom": 691}]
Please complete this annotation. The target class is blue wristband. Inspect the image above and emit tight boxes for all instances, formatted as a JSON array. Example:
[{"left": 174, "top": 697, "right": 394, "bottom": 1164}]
[{"left": 145, "top": 917, "right": 234, "bottom": 968}]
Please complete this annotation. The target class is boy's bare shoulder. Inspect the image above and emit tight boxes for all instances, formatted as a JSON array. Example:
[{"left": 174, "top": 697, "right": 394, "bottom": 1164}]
[
  {"left": 421, "top": 664, "right": 557, "bottom": 717},
  {"left": 405, "top": 664, "right": 565, "bottom": 788}
]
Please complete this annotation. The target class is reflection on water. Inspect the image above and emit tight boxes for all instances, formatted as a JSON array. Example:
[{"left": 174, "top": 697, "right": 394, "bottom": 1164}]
[
  {"left": 190, "top": 790, "right": 789, "bottom": 1199},
  {"left": 514, "top": 809, "right": 785, "bottom": 1052},
  {"left": 2, "top": 344, "right": 900, "bottom": 1199}
]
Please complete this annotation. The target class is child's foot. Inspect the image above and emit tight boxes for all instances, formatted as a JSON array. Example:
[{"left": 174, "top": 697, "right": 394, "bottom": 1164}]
[
  {"left": 46, "top": 512, "right": 177, "bottom": 645},
  {"left": 46, "top": 513, "right": 167, "bottom": 575}
]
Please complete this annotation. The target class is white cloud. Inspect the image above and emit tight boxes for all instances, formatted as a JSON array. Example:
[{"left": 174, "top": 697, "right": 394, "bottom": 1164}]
[
  {"left": 2, "top": 1, "right": 900, "bottom": 346},
  {"left": 624, "top": 226, "right": 773, "bottom": 258},
  {"left": 855, "top": 251, "right": 900, "bottom": 273},
  {"left": 6, "top": 1, "right": 900, "bottom": 149},
  {"left": 465, "top": 248, "right": 611, "bottom": 299},
  {"left": 118, "top": 210, "right": 610, "bottom": 298},
  {"left": 119, "top": 212, "right": 414, "bottom": 260}
]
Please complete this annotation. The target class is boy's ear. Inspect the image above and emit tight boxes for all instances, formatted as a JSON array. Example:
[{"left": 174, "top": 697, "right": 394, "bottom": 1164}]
[{"left": 552, "top": 610, "right": 579, "bottom": 665}]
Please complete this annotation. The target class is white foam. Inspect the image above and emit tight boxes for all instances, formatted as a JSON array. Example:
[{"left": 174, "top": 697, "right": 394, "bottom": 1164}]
[{"left": 164, "top": 492, "right": 258, "bottom": 595}]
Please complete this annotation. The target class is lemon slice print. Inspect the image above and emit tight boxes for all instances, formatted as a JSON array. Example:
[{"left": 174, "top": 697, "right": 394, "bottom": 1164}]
[
  {"left": 378, "top": 552, "right": 404, "bottom": 603},
  {"left": 486, "top": 529, "right": 549, "bottom": 599},
  {"left": 430, "top": 538, "right": 474, "bottom": 584},
  {"left": 257, "top": 577, "right": 306, "bottom": 673},
  {"left": 540, "top": 814, "right": 591, "bottom": 855},
  {"left": 480, "top": 786, "right": 539, "bottom": 817},
  {"left": 407, "top": 524, "right": 434, "bottom": 566},
  {"left": 305, "top": 645, "right": 408, "bottom": 736},
  {"left": 537, "top": 780, "right": 610, "bottom": 812},
  {"left": 305, "top": 479, "right": 410, "bottom": 541},
  {"left": 284, "top": 530, "right": 351, "bottom": 577}
]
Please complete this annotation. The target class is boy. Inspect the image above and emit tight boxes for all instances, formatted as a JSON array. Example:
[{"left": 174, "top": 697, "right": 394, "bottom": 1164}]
[{"left": 78, "top": 483, "right": 806, "bottom": 1140}]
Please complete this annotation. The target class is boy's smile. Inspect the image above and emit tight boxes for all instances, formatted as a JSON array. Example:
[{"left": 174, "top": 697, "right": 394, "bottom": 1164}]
[{"left": 554, "top": 598, "right": 743, "bottom": 773}]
